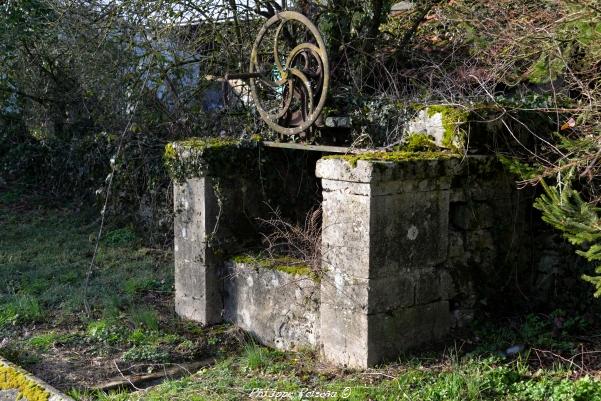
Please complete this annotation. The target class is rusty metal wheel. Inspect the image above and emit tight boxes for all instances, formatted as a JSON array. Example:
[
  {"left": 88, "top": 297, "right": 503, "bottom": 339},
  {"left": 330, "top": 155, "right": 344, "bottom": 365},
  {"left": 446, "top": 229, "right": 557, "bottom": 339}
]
[{"left": 249, "top": 11, "right": 329, "bottom": 136}]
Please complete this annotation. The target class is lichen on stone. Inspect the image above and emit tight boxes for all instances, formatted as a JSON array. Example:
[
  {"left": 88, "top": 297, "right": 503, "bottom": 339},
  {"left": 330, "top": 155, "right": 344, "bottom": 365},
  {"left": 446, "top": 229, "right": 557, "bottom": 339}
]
[{"left": 0, "top": 364, "right": 50, "bottom": 401}]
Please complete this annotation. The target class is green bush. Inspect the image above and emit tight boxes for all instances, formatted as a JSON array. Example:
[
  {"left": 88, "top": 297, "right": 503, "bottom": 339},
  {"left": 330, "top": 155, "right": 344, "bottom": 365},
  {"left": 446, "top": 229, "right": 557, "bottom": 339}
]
[{"left": 535, "top": 179, "right": 601, "bottom": 296}]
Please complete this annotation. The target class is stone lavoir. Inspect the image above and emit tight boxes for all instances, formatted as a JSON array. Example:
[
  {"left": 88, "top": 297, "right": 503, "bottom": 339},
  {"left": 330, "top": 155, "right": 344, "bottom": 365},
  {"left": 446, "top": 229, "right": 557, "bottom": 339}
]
[{"left": 166, "top": 131, "right": 541, "bottom": 369}]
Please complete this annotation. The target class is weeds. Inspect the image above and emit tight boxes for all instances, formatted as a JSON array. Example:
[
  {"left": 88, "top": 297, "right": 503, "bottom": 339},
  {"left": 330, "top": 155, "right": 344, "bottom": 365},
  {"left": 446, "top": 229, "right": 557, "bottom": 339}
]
[
  {"left": 128, "top": 306, "right": 160, "bottom": 332},
  {"left": 470, "top": 312, "right": 588, "bottom": 356},
  {"left": 27, "top": 332, "right": 78, "bottom": 352},
  {"left": 86, "top": 320, "right": 129, "bottom": 345},
  {"left": 102, "top": 228, "right": 137, "bottom": 246},
  {"left": 94, "top": 345, "right": 601, "bottom": 401},
  {"left": 258, "top": 207, "right": 322, "bottom": 278},
  {"left": 121, "top": 345, "right": 169, "bottom": 363},
  {"left": 0, "top": 190, "right": 212, "bottom": 390},
  {"left": 243, "top": 343, "right": 268, "bottom": 371},
  {"left": 0, "top": 294, "right": 43, "bottom": 328},
  {"left": 4, "top": 185, "right": 601, "bottom": 401}
]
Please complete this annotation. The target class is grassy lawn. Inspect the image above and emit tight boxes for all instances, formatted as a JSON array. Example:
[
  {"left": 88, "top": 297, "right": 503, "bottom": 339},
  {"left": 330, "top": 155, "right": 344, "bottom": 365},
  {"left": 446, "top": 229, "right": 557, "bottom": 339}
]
[
  {"left": 96, "top": 347, "right": 601, "bottom": 401},
  {"left": 2, "top": 187, "right": 601, "bottom": 400},
  {"left": 0, "top": 188, "right": 241, "bottom": 394}
]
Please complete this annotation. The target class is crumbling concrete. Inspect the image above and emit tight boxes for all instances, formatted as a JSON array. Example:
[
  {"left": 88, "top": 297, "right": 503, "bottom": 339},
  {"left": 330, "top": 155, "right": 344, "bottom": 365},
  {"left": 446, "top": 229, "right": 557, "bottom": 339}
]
[
  {"left": 316, "top": 157, "right": 458, "bottom": 368},
  {"left": 170, "top": 141, "right": 536, "bottom": 368},
  {"left": 224, "top": 261, "right": 320, "bottom": 350}
]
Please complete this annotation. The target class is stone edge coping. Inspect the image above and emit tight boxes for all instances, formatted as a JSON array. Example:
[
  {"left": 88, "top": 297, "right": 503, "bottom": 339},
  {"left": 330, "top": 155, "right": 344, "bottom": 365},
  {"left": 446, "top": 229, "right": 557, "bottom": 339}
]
[
  {"left": 0, "top": 356, "right": 74, "bottom": 401},
  {"left": 315, "top": 156, "right": 462, "bottom": 183},
  {"left": 315, "top": 155, "right": 500, "bottom": 183}
]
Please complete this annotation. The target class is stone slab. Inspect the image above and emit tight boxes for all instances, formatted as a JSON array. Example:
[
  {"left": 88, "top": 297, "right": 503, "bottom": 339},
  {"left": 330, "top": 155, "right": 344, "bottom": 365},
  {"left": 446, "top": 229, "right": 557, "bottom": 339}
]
[
  {"left": 316, "top": 158, "right": 459, "bottom": 183},
  {"left": 224, "top": 262, "right": 320, "bottom": 350},
  {"left": 371, "top": 188, "right": 450, "bottom": 271},
  {"left": 0, "top": 357, "right": 73, "bottom": 401}
]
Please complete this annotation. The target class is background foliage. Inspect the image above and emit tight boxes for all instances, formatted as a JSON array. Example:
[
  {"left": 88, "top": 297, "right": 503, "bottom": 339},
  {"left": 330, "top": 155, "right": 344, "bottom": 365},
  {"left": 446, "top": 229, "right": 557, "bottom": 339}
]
[{"left": 1, "top": 0, "right": 601, "bottom": 293}]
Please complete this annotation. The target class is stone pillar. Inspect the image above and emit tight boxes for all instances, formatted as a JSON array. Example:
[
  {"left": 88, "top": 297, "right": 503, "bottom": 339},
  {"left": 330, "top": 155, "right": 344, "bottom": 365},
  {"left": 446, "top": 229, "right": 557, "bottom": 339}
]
[
  {"left": 174, "top": 177, "right": 223, "bottom": 325},
  {"left": 316, "top": 157, "right": 458, "bottom": 368},
  {"left": 169, "top": 139, "right": 262, "bottom": 326}
]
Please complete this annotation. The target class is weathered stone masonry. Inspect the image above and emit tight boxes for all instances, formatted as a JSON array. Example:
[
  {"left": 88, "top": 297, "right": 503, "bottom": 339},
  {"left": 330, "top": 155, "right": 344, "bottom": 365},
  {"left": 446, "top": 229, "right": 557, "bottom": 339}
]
[
  {"left": 174, "top": 178, "right": 222, "bottom": 324},
  {"left": 316, "top": 157, "right": 457, "bottom": 367},
  {"left": 224, "top": 261, "right": 320, "bottom": 351},
  {"left": 171, "top": 143, "right": 535, "bottom": 368}
]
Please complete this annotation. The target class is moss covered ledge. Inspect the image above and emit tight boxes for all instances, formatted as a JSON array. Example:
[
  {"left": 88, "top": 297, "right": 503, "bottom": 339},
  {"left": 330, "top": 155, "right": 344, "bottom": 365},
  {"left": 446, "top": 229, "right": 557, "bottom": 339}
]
[
  {"left": 164, "top": 136, "right": 261, "bottom": 183},
  {"left": 324, "top": 150, "right": 455, "bottom": 168},
  {"left": 231, "top": 254, "right": 319, "bottom": 282},
  {"left": 0, "top": 363, "right": 49, "bottom": 401},
  {"left": 318, "top": 151, "right": 460, "bottom": 183}
]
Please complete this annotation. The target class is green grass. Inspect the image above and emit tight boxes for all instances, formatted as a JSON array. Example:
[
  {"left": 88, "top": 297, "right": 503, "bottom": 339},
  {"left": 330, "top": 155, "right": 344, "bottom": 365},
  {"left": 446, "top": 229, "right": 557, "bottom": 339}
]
[
  {"left": 128, "top": 306, "right": 160, "bottom": 331},
  {"left": 0, "top": 294, "right": 43, "bottom": 327},
  {"left": 92, "top": 345, "right": 601, "bottom": 401},
  {"left": 26, "top": 332, "right": 77, "bottom": 351},
  {"left": 3, "top": 187, "right": 601, "bottom": 401},
  {"left": 242, "top": 343, "right": 271, "bottom": 371},
  {"left": 0, "top": 193, "right": 173, "bottom": 324},
  {"left": 0, "top": 188, "right": 208, "bottom": 382}
]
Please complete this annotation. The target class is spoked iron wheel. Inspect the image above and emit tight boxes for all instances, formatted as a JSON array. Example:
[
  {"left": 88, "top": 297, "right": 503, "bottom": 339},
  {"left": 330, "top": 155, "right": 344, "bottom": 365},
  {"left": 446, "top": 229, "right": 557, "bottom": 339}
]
[{"left": 249, "top": 11, "right": 329, "bottom": 137}]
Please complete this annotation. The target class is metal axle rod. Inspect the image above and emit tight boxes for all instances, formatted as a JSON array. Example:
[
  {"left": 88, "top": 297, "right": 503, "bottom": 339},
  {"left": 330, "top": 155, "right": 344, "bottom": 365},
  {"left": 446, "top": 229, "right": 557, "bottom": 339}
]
[{"left": 224, "top": 72, "right": 267, "bottom": 80}]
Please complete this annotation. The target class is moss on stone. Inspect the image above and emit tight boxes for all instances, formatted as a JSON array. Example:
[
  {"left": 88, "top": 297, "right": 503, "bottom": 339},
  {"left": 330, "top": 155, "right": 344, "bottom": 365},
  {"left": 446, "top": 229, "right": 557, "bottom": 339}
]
[
  {"left": 0, "top": 364, "right": 50, "bottom": 401},
  {"left": 325, "top": 150, "right": 455, "bottom": 168},
  {"left": 402, "top": 133, "right": 439, "bottom": 152},
  {"left": 232, "top": 254, "right": 318, "bottom": 281},
  {"left": 164, "top": 137, "right": 241, "bottom": 165},
  {"left": 250, "top": 134, "right": 264, "bottom": 143},
  {"left": 178, "top": 137, "right": 241, "bottom": 152},
  {"left": 426, "top": 105, "right": 469, "bottom": 151},
  {"left": 164, "top": 142, "right": 177, "bottom": 161},
  {"left": 164, "top": 137, "right": 260, "bottom": 183}
]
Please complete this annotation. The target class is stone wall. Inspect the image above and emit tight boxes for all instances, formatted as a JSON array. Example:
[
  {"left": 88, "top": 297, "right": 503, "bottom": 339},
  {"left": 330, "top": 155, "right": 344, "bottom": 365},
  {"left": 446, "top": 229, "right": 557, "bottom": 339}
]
[
  {"left": 445, "top": 156, "right": 535, "bottom": 324},
  {"left": 170, "top": 140, "right": 584, "bottom": 369},
  {"left": 224, "top": 261, "right": 320, "bottom": 350}
]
